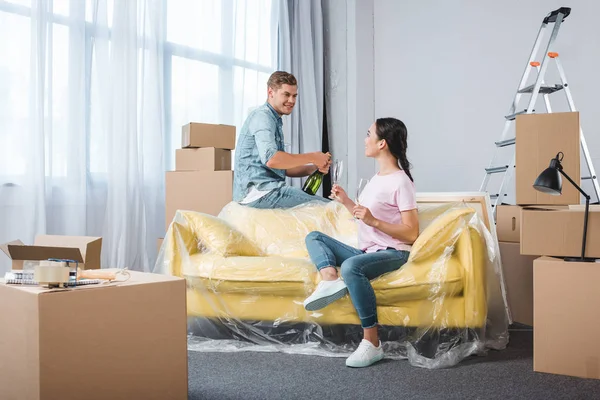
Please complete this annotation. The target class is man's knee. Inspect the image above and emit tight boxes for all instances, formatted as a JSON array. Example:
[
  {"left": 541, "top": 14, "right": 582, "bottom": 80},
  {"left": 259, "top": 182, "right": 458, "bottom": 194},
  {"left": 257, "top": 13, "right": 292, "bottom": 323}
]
[{"left": 282, "top": 186, "right": 329, "bottom": 203}]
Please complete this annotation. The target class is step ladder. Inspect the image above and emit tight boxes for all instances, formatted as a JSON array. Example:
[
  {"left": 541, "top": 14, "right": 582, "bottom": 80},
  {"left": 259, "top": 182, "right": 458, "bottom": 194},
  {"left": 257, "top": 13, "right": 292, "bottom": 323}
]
[{"left": 480, "top": 7, "right": 600, "bottom": 216}]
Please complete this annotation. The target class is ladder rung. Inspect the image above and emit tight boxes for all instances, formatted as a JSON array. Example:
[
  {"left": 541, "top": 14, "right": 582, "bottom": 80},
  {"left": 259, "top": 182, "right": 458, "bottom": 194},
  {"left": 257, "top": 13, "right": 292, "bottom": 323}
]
[
  {"left": 505, "top": 110, "right": 533, "bottom": 121},
  {"left": 486, "top": 165, "right": 509, "bottom": 174},
  {"left": 518, "top": 84, "right": 564, "bottom": 94},
  {"left": 490, "top": 194, "right": 508, "bottom": 200},
  {"left": 495, "top": 138, "right": 515, "bottom": 148},
  {"left": 582, "top": 176, "right": 596, "bottom": 180}
]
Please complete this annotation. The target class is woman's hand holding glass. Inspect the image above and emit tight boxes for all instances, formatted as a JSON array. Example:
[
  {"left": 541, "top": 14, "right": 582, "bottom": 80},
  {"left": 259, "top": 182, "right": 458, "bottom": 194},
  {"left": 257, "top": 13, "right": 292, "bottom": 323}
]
[
  {"left": 352, "top": 205, "right": 376, "bottom": 226},
  {"left": 329, "top": 184, "right": 350, "bottom": 203}
]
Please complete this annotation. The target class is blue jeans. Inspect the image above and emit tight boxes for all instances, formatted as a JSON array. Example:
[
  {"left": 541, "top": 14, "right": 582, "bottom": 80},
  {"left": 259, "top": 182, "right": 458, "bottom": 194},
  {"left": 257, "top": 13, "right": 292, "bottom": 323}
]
[
  {"left": 246, "top": 186, "right": 330, "bottom": 209},
  {"left": 305, "top": 231, "right": 410, "bottom": 328}
]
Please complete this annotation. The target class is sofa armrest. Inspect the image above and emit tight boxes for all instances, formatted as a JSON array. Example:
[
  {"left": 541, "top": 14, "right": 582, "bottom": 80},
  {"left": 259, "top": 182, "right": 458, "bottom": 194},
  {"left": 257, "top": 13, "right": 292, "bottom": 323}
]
[
  {"left": 409, "top": 207, "right": 476, "bottom": 264},
  {"left": 455, "top": 226, "right": 488, "bottom": 328},
  {"left": 160, "top": 210, "right": 263, "bottom": 277},
  {"left": 160, "top": 219, "right": 198, "bottom": 277}
]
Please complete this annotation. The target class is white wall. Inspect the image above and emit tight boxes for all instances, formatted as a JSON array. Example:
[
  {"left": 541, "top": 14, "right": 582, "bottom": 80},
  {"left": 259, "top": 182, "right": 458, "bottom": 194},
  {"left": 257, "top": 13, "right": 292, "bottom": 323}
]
[{"left": 325, "top": 0, "right": 600, "bottom": 201}]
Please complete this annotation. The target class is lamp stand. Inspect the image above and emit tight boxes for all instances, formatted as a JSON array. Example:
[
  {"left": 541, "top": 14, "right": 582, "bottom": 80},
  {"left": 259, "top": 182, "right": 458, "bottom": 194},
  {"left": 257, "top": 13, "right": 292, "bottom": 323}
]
[{"left": 559, "top": 170, "right": 597, "bottom": 262}]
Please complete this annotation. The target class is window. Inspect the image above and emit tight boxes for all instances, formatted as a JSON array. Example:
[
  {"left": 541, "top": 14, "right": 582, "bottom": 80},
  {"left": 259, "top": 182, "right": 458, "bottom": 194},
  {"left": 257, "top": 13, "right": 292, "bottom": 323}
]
[
  {"left": 0, "top": 0, "right": 277, "bottom": 180},
  {"left": 164, "top": 0, "right": 276, "bottom": 168}
]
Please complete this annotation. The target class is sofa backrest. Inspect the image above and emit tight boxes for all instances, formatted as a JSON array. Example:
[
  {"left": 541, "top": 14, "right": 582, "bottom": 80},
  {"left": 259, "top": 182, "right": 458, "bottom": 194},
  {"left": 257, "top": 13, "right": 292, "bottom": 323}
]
[
  {"left": 217, "top": 193, "right": 492, "bottom": 258},
  {"left": 218, "top": 201, "right": 353, "bottom": 257},
  {"left": 415, "top": 193, "right": 493, "bottom": 233}
]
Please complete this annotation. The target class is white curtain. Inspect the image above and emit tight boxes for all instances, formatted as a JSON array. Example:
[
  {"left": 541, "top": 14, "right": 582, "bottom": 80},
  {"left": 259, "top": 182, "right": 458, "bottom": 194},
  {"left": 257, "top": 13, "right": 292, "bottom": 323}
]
[
  {"left": 0, "top": 0, "right": 278, "bottom": 273},
  {"left": 278, "top": 0, "right": 324, "bottom": 190}
]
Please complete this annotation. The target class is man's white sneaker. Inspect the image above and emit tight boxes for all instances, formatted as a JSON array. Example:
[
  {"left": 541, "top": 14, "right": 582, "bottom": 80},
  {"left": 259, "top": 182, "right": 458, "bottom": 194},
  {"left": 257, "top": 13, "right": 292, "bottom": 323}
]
[
  {"left": 345, "top": 339, "right": 384, "bottom": 368},
  {"left": 303, "top": 278, "right": 348, "bottom": 311}
]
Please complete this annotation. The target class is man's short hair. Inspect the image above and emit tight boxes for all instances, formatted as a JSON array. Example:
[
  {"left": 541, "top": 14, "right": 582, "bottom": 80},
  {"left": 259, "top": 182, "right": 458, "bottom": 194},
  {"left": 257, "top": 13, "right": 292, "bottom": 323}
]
[{"left": 267, "top": 71, "right": 297, "bottom": 90}]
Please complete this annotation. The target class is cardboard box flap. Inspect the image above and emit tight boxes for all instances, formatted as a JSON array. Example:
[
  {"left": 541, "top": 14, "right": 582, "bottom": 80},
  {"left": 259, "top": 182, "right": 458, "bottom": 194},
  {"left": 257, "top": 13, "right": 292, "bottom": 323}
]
[
  {"left": 0, "top": 240, "right": 24, "bottom": 258},
  {"left": 34, "top": 235, "right": 102, "bottom": 268},
  {"left": 6, "top": 244, "right": 84, "bottom": 263}
]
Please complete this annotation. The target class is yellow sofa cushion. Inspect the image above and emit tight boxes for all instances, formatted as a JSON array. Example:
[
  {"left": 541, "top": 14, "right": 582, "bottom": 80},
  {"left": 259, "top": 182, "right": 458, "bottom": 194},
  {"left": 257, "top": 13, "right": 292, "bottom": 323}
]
[
  {"left": 408, "top": 207, "right": 476, "bottom": 263},
  {"left": 180, "top": 211, "right": 263, "bottom": 257},
  {"left": 187, "top": 289, "right": 468, "bottom": 328},
  {"left": 183, "top": 253, "right": 464, "bottom": 304}
]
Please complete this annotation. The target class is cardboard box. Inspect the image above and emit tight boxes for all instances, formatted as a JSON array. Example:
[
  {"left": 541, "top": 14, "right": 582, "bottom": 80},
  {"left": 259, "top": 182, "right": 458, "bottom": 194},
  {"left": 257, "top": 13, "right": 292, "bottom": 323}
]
[
  {"left": 521, "top": 207, "right": 600, "bottom": 258},
  {"left": 165, "top": 170, "right": 233, "bottom": 230},
  {"left": 515, "top": 112, "right": 580, "bottom": 205},
  {"left": 0, "top": 236, "right": 102, "bottom": 270},
  {"left": 175, "top": 148, "right": 231, "bottom": 171},
  {"left": 499, "top": 241, "right": 537, "bottom": 325},
  {"left": 0, "top": 271, "right": 188, "bottom": 399},
  {"left": 496, "top": 205, "right": 522, "bottom": 243},
  {"left": 534, "top": 256, "right": 600, "bottom": 379},
  {"left": 182, "top": 122, "right": 236, "bottom": 150}
]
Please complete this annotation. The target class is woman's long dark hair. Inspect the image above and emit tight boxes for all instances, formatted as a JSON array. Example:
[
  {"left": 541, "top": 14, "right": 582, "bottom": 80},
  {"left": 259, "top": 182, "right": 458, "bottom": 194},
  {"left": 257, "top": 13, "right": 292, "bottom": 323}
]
[{"left": 375, "top": 118, "right": 414, "bottom": 182}]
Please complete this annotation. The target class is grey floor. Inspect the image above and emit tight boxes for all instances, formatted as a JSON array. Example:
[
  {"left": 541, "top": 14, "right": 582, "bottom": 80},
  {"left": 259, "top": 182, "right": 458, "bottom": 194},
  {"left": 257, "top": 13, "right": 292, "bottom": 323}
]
[{"left": 187, "top": 329, "right": 600, "bottom": 400}]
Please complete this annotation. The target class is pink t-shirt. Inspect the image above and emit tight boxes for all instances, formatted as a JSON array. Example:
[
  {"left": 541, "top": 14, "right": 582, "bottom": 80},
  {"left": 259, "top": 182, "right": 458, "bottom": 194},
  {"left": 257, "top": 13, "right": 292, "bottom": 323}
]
[{"left": 357, "top": 170, "right": 417, "bottom": 253}]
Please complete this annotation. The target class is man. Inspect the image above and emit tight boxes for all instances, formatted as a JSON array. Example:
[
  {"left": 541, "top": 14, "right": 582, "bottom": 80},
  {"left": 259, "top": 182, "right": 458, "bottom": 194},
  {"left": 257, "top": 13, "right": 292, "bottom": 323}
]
[{"left": 233, "top": 71, "right": 331, "bottom": 209}]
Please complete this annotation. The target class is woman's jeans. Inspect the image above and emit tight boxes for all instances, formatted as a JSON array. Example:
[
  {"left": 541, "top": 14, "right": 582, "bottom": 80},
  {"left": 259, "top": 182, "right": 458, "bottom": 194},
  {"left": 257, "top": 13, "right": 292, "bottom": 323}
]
[{"left": 305, "top": 231, "right": 410, "bottom": 329}]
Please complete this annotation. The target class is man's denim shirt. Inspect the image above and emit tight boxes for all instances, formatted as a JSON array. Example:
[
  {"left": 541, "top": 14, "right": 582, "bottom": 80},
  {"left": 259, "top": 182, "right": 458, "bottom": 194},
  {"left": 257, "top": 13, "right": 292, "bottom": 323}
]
[{"left": 233, "top": 102, "right": 286, "bottom": 202}]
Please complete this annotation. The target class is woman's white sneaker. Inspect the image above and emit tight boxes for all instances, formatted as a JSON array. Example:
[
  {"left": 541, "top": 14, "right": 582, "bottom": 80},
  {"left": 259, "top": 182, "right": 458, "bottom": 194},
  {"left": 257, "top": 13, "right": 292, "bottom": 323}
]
[
  {"left": 303, "top": 278, "right": 348, "bottom": 311},
  {"left": 345, "top": 339, "right": 384, "bottom": 368}
]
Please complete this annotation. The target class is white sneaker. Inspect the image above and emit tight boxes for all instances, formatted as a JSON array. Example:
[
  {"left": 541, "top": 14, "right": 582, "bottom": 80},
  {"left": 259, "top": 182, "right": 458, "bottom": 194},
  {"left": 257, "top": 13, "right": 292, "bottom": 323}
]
[
  {"left": 345, "top": 339, "right": 384, "bottom": 368},
  {"left": 303, "top": 278, "right": 348, "bottom": 311}
]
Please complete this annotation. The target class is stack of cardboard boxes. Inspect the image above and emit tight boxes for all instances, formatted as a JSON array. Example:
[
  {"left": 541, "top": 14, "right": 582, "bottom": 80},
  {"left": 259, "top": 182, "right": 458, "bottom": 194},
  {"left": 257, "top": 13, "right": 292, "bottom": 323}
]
[
  {"left": 164, "top": 122, "right": 236, "bottom": 232},
  {"left": 496, "top": 111, "right": 600, "bottom": 379}
]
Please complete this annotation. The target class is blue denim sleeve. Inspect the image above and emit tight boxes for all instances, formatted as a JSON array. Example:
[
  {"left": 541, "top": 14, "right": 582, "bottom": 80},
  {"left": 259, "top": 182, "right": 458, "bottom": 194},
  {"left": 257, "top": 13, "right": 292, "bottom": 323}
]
[{"left": 250, "top": 113, "right": 279, "bottom": 165}]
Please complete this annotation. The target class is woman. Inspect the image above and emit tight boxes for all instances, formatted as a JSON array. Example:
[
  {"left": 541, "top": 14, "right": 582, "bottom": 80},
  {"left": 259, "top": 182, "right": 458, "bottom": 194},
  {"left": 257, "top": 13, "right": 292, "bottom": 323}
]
[{"left": 303, "top": 117, "right": 419, "bottom": 368}]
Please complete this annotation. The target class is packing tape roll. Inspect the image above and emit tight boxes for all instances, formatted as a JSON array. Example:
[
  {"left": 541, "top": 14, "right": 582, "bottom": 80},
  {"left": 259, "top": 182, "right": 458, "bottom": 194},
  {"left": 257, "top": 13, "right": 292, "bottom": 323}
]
[{"left": 34, "top": 264, "right": 70, "bottom": 284}]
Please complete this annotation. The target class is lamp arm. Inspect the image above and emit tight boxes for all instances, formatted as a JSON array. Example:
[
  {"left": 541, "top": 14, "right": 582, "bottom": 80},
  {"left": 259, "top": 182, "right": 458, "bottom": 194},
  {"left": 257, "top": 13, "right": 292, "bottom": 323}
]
[{"left": 558, "top": 169, "right": 591, "bottom": 200}]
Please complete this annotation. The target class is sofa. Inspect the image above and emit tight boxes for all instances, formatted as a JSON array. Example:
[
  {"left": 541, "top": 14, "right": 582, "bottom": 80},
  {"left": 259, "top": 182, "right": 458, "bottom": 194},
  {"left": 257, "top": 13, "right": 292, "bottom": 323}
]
[{"left": 155, "top": 193, "right": 508, "bottom": 366}]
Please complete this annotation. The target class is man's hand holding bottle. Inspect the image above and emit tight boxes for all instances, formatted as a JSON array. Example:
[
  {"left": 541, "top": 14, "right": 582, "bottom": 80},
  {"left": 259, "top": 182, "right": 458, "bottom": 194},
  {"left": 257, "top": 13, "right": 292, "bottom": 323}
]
[{"left": 312, "top": 152, "right": 331, "bottom": 174}]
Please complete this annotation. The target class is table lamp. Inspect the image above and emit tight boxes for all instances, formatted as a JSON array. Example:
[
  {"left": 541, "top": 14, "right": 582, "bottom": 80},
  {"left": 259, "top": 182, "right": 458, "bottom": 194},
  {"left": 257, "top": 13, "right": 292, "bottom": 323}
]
[{"left": 533, "top": 152, "right": 596, "bottom": 262}]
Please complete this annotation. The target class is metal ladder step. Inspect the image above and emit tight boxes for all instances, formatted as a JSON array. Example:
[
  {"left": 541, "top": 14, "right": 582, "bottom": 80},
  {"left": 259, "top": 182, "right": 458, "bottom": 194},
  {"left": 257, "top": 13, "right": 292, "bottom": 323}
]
[
  {"left": 485, "top": 165, "right": 509, "bottom": 174},
  {"left": 505, "top": 109, "right": 534, "bottom": 121},
  {"left": 495, "top": 138, "right": 515, "bottom": 148},
  {"left": 582, "top": 176, "right": 596, "bottom": 180},
  {"left": 518, "top": 84, "right": 564, "bottom": 94}
]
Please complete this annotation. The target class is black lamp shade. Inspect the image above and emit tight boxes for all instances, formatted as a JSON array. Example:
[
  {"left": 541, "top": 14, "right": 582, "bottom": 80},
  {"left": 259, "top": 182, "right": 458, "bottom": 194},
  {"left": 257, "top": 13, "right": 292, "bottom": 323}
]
[{"left": 533, "top": 167, "right": 562, "bottom": 195}]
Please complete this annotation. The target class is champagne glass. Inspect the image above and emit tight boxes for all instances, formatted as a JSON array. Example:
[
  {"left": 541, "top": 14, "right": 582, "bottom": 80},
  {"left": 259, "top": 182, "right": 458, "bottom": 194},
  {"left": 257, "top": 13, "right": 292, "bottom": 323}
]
[
  {"left": 332, "top": 159, "right": 343, "bottom": 186},
  {"left": 355, "top": 178, "right": 368, "bottom": 206}
]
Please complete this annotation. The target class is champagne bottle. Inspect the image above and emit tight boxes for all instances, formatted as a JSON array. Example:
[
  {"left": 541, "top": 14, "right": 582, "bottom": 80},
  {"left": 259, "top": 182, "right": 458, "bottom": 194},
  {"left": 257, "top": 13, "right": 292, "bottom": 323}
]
[{"left": 302, "top": 169, "right": 324, "bottom": 195}]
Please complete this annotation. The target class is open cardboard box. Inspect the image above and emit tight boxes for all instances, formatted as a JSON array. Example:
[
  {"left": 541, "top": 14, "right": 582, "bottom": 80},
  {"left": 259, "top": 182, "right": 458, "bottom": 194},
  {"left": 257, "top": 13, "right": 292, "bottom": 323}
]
[
  {"left": 0, "top": 235, "right": 102, "bottom": 270},
  {"left": 0, "top": 270, "right": 188, "bottom": 399}
]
